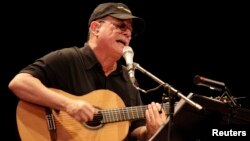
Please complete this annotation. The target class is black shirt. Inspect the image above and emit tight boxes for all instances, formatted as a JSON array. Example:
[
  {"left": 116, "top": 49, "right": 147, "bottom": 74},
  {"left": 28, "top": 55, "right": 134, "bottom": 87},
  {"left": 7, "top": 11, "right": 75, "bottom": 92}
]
[{"left": 20, "top": 43, "right": 145, "bottom": 140}]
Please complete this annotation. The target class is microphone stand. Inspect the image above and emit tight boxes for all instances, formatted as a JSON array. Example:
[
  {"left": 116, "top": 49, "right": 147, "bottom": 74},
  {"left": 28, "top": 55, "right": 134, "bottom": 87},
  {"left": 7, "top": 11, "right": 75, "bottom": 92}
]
[{"left": 133, "top": 63, "right": 203, "bottom": 141}]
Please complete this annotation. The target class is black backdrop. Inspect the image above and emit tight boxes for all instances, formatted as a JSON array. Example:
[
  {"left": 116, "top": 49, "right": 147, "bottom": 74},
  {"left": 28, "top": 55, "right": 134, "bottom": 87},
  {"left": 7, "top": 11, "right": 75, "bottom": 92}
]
[{"left": 1, "top": 0, "right": 249, "bottom": 140}]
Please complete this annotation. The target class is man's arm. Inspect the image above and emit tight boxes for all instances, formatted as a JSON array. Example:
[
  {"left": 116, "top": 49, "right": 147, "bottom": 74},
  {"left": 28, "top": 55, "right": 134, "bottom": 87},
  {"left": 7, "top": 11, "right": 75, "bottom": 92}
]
[{"left": 9, "top": 73, "right": 96, "bottom": 122}]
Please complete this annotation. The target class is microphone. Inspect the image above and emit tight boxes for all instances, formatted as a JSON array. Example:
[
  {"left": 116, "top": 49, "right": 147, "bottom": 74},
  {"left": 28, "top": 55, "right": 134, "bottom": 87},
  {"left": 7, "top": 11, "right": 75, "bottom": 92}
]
[
  {"left": 123, "top": 46, "right": 135, "bottom": 84},
  {"left": 193, "top": 75, "right": 226, "bottom": 91}
]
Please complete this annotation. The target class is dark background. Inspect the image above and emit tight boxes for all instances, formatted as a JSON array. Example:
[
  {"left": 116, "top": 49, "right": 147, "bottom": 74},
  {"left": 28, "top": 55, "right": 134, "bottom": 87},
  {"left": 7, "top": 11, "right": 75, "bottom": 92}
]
[{"left": 1, "top": 0, "right": 249, "bottom": 140}]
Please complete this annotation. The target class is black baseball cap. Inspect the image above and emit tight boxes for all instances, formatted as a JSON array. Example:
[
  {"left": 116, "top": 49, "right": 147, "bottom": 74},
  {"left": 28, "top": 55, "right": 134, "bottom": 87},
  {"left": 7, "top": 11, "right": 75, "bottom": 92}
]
[{"left": 88, "top": 2, "right": 145, "bottom": 37}]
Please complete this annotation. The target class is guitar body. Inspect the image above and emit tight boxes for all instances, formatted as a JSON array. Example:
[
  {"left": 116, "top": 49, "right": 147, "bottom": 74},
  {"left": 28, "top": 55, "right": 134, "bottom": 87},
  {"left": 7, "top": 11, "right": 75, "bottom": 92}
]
[
  {"left": 16, "top": 99, "right": 52, "bottom": 141},
  {"left": 16, "top": 89, "right": 130, "bottom": 141}
]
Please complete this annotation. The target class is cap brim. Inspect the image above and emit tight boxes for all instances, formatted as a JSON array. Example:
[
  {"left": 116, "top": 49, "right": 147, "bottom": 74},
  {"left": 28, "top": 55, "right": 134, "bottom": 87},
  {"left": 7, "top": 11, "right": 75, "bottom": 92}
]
[{"left": 110, "top": 13, "right": 145, "bottom": 37}]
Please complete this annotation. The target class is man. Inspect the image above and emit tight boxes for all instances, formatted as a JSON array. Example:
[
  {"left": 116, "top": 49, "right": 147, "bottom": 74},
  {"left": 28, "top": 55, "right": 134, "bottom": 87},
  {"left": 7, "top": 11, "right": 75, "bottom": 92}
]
[{"left": 9, "top": 2, "right": 166, "bottom": 141}]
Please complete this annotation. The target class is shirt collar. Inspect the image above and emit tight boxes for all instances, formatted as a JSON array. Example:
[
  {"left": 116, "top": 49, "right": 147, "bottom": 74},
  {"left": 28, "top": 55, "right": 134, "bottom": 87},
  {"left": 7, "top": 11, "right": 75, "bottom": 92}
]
[
  {"left": 80, "top": 43, "right": 129, "bottom": 82},
  {"left": 80, "top": 43, "right": 99, "bottom": 70}
]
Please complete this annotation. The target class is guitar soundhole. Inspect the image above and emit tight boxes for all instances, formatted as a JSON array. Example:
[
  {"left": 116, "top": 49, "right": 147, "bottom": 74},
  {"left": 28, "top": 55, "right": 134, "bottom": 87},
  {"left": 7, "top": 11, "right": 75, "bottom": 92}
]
[{"left": 83, "top": 111, "right": 104, "bottom": 129}]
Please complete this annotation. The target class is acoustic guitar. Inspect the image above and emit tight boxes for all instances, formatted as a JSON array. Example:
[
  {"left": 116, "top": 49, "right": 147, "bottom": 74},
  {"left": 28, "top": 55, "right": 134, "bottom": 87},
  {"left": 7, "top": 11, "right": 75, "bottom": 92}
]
[{"left": 16, "top": 88, "right": 170, "bottom": 141}]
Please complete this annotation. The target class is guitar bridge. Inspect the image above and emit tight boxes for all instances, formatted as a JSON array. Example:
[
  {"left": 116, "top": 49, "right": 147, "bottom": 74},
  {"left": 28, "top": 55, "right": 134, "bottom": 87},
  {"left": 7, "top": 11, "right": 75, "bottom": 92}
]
[{"left": 45, "top": 108, "right": 57, "bottom": 141}]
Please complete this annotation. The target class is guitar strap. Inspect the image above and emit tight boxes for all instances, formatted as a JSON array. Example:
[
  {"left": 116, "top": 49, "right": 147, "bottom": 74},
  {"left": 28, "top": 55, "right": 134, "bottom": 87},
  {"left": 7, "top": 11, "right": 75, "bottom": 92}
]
[{"left": 45, "top": 108, "right": 57, "bottom": 141}]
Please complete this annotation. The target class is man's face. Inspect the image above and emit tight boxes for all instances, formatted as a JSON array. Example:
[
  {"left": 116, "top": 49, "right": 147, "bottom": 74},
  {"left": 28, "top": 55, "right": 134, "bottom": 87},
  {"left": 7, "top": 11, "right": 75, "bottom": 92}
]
[{"left": 96, "top": 16, "right": 133, "bottom": 59}]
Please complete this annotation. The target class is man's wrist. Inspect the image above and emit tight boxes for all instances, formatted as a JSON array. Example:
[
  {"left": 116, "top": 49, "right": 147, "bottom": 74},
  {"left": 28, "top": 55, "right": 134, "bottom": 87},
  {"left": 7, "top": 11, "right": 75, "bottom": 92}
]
[{"left": 143, "top": 128, "right": 152, "bottom": 141}]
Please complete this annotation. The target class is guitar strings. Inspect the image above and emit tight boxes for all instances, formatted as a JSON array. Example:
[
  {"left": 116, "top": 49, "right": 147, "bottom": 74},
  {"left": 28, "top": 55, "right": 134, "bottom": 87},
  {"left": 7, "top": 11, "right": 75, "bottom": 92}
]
[{"left": 87, "top": 103, "right": 175, "bottom": 124}]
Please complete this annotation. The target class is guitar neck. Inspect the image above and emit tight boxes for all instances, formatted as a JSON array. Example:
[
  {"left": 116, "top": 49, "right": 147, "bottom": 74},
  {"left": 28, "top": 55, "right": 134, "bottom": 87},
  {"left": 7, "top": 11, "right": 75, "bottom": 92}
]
[{"left": 99, "top": 103, "right": 170, "bottom": 123}]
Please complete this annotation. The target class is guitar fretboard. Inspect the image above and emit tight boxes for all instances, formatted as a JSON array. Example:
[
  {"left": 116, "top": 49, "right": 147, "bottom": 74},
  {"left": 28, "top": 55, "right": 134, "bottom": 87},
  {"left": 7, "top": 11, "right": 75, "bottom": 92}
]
[{"left": 98, "top": 103, "right": 170, "bottom": 123}]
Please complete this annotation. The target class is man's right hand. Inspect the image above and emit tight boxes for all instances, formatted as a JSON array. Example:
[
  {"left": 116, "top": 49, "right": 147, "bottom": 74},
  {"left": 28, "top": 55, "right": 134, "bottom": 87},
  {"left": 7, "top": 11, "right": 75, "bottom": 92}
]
[{"left": 65, "top": 100, "right": 97, "bottom": 122}]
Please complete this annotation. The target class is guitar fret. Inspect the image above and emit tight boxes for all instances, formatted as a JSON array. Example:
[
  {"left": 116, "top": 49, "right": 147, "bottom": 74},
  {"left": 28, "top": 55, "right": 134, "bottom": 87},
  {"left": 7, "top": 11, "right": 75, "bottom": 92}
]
[
  {"left": 110, "top": 109, "right": 115, "bottom": 122},
  {"left": 139, "top": 106, "right": 145, "bottom": 118},
  {"left": 136, "top": 107, "right": 139, "bottom": 118},
  {"left": 118, "top": 109, "right": 122, "bottom": 121},
  {"left": 118, "top": 109, "right": 123, "bottom": 121},
  {"left": 102, "top": 111, "right": 108, "bottom": 123},
  {"left": 131, "top": 107, "right": 135, "bottom": 119},
  {"left": 107, "top": 110, "right": 113, "bottom": 122},
  {"left": 131, "top": 107, "right": 136, "bottom": 119},
  {"left": 113, "top": 109, "right": 118, "bottom": 121},
  {"left": 116, "top": 108, "right": 123, "bottom": 122},
  {"left": 130, "top": 107, "right": 134, "bottom": 119},
  {"left": 127, "top": 108, "right": 130, "bottom": 120},
  {"left": 122, "top": 108, "right": 127, "bottom": 121}
]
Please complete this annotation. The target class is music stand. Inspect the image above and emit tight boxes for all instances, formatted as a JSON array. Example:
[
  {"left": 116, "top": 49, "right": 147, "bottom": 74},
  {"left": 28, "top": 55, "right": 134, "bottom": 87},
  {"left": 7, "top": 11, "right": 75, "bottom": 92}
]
[{"left": 149, "top": 93, "right": 250, "bottom": 141}]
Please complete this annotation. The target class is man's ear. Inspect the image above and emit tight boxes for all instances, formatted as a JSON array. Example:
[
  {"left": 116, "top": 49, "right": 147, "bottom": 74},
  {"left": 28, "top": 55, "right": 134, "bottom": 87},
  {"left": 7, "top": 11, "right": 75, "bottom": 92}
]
[{"left": 90, "top": 21, "right": 101, "bottom": 34}]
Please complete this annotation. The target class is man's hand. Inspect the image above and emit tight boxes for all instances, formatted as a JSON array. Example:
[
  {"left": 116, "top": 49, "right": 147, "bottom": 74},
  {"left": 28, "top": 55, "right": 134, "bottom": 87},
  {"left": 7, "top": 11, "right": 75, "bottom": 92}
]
[
  {"left": 145, "top": 102, "right": 167, "bottom": 138},
  {"left": 66, "top": 99, "right": 97, "bottom": 122}
]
